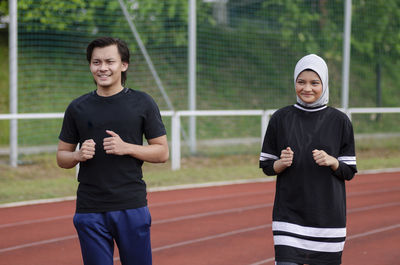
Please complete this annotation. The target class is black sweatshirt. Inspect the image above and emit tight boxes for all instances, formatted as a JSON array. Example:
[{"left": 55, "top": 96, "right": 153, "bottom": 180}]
[{"left": 260, "top": 104, "right": 357, "bottom": 265}]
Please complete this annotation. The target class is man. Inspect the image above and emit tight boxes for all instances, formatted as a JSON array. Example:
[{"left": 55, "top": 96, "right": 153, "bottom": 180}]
[{"left": 57, "top": 37, "right": 169, "bottom": 265}]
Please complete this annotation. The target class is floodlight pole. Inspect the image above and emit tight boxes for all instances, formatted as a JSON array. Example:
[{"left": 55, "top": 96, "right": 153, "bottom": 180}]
[
  {"left": 341, "top": 0, "right": 352, "bottom": 111},
  {"left": 188, "top": 0, "right": 197, "bottom": 154},
  {"left": 9, "top": 0, "right": 18, "bottom": 167}
]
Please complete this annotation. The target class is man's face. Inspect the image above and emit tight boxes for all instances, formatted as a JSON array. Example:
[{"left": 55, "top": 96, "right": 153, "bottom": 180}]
[{"left": 89, "top": 45, "right": 128, "bottom": 90}]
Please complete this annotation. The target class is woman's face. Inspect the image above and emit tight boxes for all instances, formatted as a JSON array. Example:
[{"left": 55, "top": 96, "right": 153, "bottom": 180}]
[{"left": 295, "top": 70, "right": 323, "bottom": 104}]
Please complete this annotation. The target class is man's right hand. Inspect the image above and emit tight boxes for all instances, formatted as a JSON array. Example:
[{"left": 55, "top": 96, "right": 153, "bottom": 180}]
[{"left": 76, "top": 139, "right": 96, "bottom": 162}]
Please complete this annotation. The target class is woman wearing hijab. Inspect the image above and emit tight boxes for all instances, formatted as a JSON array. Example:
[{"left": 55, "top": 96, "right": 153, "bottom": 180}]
[{"left": 259, "top": 54, "right": 357, "bottom": 265}]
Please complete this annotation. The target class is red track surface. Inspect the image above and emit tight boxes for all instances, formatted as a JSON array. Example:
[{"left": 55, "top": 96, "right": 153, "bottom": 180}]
[{"left": 1, "top": 171, "right": 399, "bottom": 265}]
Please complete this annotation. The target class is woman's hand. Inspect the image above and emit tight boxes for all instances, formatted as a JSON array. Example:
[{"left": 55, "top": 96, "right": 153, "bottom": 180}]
[
  {"left": 273, "top": 147, "right": 294, "bottom": 174},
  {"left": 312, "top": 149, "right": 339, "bottom": 171}
]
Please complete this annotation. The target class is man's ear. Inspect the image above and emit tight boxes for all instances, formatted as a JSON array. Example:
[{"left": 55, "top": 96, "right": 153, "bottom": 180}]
[{"left": 122, "top": 62, "right": 129, "bottom": 72}]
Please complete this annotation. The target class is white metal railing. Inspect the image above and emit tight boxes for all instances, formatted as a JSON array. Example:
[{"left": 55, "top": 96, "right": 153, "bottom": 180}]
[
  {"left": 1, "top": 107, "right": 400, "bottom": 169},
  {"left": 170, "top": 110, "right": 273, "bottom": 170}
]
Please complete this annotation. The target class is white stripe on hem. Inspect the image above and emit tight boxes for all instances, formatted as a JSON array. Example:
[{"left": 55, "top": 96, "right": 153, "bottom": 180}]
[
  {"left": 272, "top": 221, "right": 346, "bottom": 238},
  {"left": 274, "top": 235, "right": 345, "bottom": 253}
]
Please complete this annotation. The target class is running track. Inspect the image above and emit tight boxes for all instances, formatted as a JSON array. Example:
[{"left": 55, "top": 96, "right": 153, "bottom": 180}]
[{"left": 0, "top": 171, "right": 399, "bottom": 265}]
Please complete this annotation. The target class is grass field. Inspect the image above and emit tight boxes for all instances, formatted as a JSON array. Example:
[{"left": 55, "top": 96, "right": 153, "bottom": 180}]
[{"left": 0, "top": 136, "right": 399, "bottom": 204}]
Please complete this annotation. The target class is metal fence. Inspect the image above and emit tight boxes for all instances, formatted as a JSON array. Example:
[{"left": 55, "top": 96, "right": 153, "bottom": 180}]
[
  {"left": 3, "top": 0, "right": 400, "bottom": 166},
  {"left": 2, "top": 107, "right": 400, "bottom": 169}
]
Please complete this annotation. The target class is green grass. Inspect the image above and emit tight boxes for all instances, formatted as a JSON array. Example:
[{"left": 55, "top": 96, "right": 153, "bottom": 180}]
[
  {"left": 1, "top": 137, "right": 399, "bottom": 205},
  {"left": 1, "top": 31, "right": 400, "bottom": 147}
]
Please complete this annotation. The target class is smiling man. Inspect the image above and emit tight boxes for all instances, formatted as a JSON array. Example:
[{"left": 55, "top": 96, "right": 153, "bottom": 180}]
[{"left": 57, "top": 37, "right": 169, "bottom": 265}]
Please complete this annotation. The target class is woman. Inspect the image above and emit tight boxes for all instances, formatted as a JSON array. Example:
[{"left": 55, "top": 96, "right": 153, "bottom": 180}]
[{"left": 259, "top": 54, "right": 357, "bottom": 265}]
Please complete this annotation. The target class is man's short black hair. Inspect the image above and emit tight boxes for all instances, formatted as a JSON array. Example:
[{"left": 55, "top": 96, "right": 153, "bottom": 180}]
[{"left": 86, "top": 37, "right": 130, "bottom": 86}]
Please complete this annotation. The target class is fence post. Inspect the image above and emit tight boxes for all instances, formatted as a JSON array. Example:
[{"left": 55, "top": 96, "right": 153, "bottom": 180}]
[
  {"left": 341, "top": 0, "right": 352, "bottom": 110},
  {"left": 188, "top": 0, "right": 197, "bottom": 154},
  {"left": 171, "top": 112, "right": 181, "bottom": 170},
  {"left": 261, "top": 111, "right": 268, "bottom": 145},
  {"left": 261, "top": 110, "right": 274, "bottom": 145},
  {"left": 9, "top": 0, "right": 18, "bottom": 167}
]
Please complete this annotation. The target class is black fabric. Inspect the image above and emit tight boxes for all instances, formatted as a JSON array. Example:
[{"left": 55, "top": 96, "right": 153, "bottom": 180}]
[
  {"left": 59, "top": 88, "right": 166, "bottom": 213},
  {"left": 275, "top": 245, "right": 342, "bottom": 265},
  {"left": 260, "top": 104, "right": 357, "bottom": 264}
]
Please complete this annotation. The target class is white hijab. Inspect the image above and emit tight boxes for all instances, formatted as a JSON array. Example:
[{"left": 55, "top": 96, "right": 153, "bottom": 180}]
[{"left": 294, "top": 54, "right": 329, "bottom": 108}]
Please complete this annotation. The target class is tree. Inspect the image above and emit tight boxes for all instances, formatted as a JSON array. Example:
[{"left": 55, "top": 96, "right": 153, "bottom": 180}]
[
  {"left": 256, "top": 0, "right": 344, "bottom": 60},
  {"left": 18, "top": 0, "right": 87, "bottom": 31},
  {"left": 351, "top": 0, "right": 400, "bottom": 107},
  {"left": 14, "top": 0, "right": 212, "bottom": 48}
]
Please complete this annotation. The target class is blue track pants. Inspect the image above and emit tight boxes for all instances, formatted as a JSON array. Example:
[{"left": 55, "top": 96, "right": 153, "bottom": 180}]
[{"left": 73, "top": 206, "right": 152, "bottom": 265}]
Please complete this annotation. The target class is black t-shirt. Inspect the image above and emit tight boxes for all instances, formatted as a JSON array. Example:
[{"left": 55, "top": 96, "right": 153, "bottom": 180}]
[{"left": 59, "top": 88, "right": 166, "bottom": 213}]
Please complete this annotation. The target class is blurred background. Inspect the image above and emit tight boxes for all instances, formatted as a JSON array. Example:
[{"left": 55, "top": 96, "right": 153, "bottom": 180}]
[
  {"left": 0, "top": 0, "right": 399, "bottom": 147},
  {"left": 0, "top": 0, "right": 399, "bottom": 202}
]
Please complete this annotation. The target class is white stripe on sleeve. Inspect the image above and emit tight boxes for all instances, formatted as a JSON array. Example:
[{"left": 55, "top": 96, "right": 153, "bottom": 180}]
[
  {"left": 338, "top": 156, "right": 356, "bottom": 165},
  {"left": 259, "top": 152, "right": 279, "bottom": 161}
]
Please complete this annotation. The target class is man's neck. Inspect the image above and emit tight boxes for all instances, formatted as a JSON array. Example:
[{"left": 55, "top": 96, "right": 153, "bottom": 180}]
[{"left": 96, "top": 85, "right": 124, "bottom": 97}]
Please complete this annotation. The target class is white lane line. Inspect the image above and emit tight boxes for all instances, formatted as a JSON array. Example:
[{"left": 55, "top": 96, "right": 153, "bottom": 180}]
[
  {"left": 152, "top": 224, "right": 271, "bottom": 252},
  {"left": 153, "top": 203, "right": 272, "bottom": 225},
  {"left": 0, "top": 196, "right": 76, "bottom": 208},
  {"left": 348, "top": 187, "right": 400, "bottom": 197},
  {"left": 0, "top": 178, "right": 275, "bottom": 209},
  {"left": 1, "top": 187, "right": 396, "bottom": 229},
  {"left": 0, "top": 190, "right": 271, "bottom": 229},
  {"left": 348, "top": 201, "right": 400, "bottom": 213},
  {"left": 347, "top": 223, "right": 400, "bottom": 240},
  {"left": 0, "top": 235, "right": 78, "bottom": 254},
  {"left": 148, "top": 177, "right": 275, "bottom": 192},
  {"left": 0, "top": 200, "right": 400, "bottom": 253},
  {"left": 247, "top": 257, "right": 275, "bottom": 265},
  {"left": 0, "top": 204, "right": 271, "bottom": 254},
  {"left": 150, "top": 190, "right": 271, "bottom": 207},
  {"left": 112, "top": 224, "right": 273, "bottom": 263},
  {"left": 246, "top": 223, "right": 400, "bottom": 265},
  {"left": 0, "top": 215, "right": 72, "bottom": 229},
  {"left": 2, "top": 185, "right": 394, "bottom": 229}
]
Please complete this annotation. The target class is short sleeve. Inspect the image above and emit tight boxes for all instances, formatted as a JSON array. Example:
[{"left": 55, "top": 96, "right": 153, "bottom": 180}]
[
  {"left": 143, "top": 94, "right": 166, "bottom": 140},
  {"left": 259, "top": 114, "right": 280, "bottom": 175},
  {"left": 333, "top": 115, "right": 357, "bottom": 180},
  {"left": 59, "top": 103, "right": 79, "bottom": 144}
]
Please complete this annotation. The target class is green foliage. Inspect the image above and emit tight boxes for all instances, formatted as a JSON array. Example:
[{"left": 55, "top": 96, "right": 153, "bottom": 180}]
[
  {"left": 17, "top": 0, "right": 212, "bottom": 48},
  {"left": 0, "top": 1, "right": 7, "bottom": 17},
  {"left": 14, "top": 0, "right": 400, "bottom": 66},
  {"left": 258, "top": 0, "right": 343, "bottom": 60},
  {"left": 19, "top": 0, "right": 87, "bottom": 31},
  {"left": 352, "top": 0, "right": 400, "bottom": 61}
]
